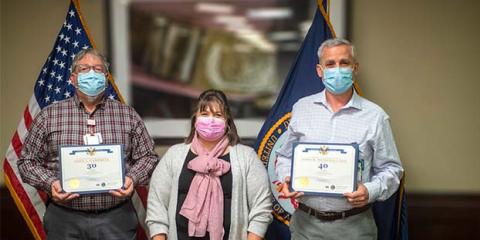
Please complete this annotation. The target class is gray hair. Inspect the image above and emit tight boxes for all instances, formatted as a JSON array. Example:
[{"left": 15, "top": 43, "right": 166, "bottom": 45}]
[
  {"left": 317, "top": 38, "right": 356, "bottom": 63},
  {"left": 71, "top": 48, "right": 110, "bottom": 73}
]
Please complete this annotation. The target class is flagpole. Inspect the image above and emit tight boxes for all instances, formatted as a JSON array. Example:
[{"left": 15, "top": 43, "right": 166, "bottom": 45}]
[
  {"left": 72, "top": 0, "right": 97, "bottom": 49},
  {"left": 72, "top": 0, "right": 80, "bottom": 8},
  {"left": 4, "top": 170, "right": 43, "bottom": 240},
  {"left": 317, "top": 0, "right": 336, "bottom": 38}
]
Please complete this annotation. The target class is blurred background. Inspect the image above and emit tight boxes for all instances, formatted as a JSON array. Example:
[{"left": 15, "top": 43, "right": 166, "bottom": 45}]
[
  {"left": 1, "top": 0, "right": 480, "bottom": 239},
  {"left": 128, "top": 0, "right": 306, "bottom": 119}
]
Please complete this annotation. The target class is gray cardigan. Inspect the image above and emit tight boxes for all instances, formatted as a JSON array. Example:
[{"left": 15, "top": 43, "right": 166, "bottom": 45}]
[{"left": 146, "top": 143, "right": 273, "bottom": 239}]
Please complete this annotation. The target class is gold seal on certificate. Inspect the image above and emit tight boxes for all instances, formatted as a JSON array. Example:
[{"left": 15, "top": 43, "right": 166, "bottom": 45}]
[
  {"left": 291, "top": 142, "right": 358, "bottom": 196},
  {"left": 59, "top": 144, "right": 124, "bottom": 194}
]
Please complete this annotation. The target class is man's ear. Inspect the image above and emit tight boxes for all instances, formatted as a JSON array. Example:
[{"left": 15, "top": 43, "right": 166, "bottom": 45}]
[
  {"left": 353, "top": 62, "right": 359, "bottom": 75},
  {"left": 316, "top": 64, "right": 324, "bottom": 79},
  {"left": 70, "top": 73, "right": 77, "bottom": 86}
]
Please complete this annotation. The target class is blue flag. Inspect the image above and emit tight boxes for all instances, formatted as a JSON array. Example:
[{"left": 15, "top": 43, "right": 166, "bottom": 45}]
[
  {"left": 373, "top": 177, "right": 409, "bottom": 240},
  {"left": 253, "top": 1, "right": 334, "bottom": 239}
]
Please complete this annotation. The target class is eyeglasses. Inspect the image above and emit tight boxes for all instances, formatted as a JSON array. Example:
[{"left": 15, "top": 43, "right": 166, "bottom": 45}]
[{"left": 75, "top": 64, "right": 106, "bottom": 73}]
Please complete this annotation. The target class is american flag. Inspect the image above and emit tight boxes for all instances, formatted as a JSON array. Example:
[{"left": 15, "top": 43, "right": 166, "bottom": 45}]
[
  {"left": 34, "top": 5, "right": 118, "bottom": 108},
  {"left": 2, "top": 1, "right": 148, "bottom": 239}
]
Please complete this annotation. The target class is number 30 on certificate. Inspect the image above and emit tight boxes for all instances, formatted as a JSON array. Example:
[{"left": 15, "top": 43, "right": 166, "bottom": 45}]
[{"left": 59, "top": 144, "right": 124, "bottom": 194}]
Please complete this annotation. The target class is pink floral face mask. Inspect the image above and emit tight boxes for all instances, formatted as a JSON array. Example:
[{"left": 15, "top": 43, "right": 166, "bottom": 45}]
[{"left": 195, "top": 116, "right": 226, "bottom": 141}]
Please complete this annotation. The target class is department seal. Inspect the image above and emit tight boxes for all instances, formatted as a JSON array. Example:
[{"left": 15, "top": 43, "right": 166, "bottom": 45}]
[{"left": 257, "top": 113, "right": 296, "bottom": 224}]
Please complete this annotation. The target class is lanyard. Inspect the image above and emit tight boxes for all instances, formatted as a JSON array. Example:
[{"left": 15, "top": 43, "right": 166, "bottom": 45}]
[{"left": 87, "top": 118, "right": 96, "bottom": 136}]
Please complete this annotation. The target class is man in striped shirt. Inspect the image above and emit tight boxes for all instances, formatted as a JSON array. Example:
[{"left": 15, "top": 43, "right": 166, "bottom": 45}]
[
  {"left": 276, "top": 38, "right": 403, "bottom": 240},
  {"left": 18, "top": 48, "right": 159, "bottom": 240}
]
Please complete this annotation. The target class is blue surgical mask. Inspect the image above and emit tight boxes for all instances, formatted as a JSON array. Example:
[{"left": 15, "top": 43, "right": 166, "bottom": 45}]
[
  {"left": 322, "top": 67, "right": 353, "bottom": 95},
  {"left": 77, "top": 70, "right": 106, "bottom": 96}
]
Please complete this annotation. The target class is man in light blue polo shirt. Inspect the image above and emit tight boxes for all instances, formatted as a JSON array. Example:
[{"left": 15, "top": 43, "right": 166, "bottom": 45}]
[{"left": 276, "top": 38, "right": 404, "bottom": 240}]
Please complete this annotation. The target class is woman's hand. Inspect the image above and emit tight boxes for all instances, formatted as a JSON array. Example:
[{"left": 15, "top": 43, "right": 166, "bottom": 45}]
[
  {"left": 278, "top": 176, "right": 304, "bottom": 199},
  {"left": 151, "top": 233, "right": 167, "bottom": 240},
  {"left": 247, "top": 232, "right": 263, "bottom": 240}
]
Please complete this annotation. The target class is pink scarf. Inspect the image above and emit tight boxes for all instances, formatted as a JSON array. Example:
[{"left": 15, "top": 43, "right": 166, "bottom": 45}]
[{"left": 179, "top": 134, "right": 230, "bottom": 240}]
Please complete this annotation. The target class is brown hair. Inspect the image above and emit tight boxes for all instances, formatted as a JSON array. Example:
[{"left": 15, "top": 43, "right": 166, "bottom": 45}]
[{"left": 185, "top": 89, "right": 240, "bottom": 145}]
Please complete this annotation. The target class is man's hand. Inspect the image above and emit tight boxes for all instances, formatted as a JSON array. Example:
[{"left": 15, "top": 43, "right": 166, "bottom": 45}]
[
  {"left": 343, "top": 182, "right": 369, "bottom": 208},
  {"left": 51, "top": 180, "right": 79, "bottom": 203},
  {"left": 278, "top": 176, "right": 304, "bottom": 199},
  {"left": 109, "top": 176, "right": 134, "bottom": 199}
]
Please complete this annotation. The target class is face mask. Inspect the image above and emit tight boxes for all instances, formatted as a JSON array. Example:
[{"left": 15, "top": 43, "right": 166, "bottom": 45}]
[
  {"left": 77, "top": 70, "right": 107, "bottom": 97},
  {"left": 195, "top": 116, "right": 226, "bottom": 141},
  {"left": 322, "top": 67, "right": 353, "bottom": 95}
]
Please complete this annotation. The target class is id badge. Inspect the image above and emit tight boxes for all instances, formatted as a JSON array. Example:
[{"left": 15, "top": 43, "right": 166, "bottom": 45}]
[{"left": 83, "top": 133, "right": 103, "bottom": 145}]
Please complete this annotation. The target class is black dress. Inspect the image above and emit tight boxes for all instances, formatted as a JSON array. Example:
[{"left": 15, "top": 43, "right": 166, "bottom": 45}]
[{"left": 176, "top": 150, "right": 233, "bottom": 240}]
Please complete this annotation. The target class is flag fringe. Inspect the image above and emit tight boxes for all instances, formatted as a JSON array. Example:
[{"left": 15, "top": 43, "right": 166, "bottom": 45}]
[
  {"left": 317, "top": 0, "right": 336, "bottom": 38},
  {"left": 4, "top": 173, "right": 42, "bottom": 240},
  {"left": 396, "top": 172, "right": 406, "bottom": 238},
  {"left": 257, "top": 112, "right": 291, "bottom": 157}
]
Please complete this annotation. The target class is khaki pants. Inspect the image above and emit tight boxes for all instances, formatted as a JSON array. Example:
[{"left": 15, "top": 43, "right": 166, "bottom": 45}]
[{"left": 290, "top": 208, "right": 377, "bottom": 240}]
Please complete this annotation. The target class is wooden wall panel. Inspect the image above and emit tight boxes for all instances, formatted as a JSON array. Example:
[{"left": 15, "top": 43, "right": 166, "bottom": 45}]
[{"left": 1, "top": 187, "right": 479, "bottom": 240}]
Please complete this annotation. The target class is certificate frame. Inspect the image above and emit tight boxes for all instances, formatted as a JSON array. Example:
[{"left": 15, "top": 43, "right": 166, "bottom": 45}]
[
  {"left": 59, "top": 144, "right": 125, "bottom": 194},
  {"left": 290, "top": 142, "right": 358, "bottom": 196}
]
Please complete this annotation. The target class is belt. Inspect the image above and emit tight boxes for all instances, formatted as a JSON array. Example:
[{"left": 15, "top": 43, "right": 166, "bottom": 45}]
[
  {"left": 50, "top": 200, "right": 129, "bottom": 214},
  {"left": 298, "top": 202, "right": 371, "bottom": 221}
]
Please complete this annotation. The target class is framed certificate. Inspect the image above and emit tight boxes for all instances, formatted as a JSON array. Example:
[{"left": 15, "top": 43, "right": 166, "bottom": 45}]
[
  {"left": 291, "top": 142, "right": 358, "bottom": 196},
  {"left": 59, "top": 144, "right": 125, "bottom": 194}
]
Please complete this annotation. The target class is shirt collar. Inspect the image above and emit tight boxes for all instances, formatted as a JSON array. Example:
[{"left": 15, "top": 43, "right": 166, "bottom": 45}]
[
  {"left": 73, "top": 94, "right": 107, "bottom": 111},
  {"left": 314, "top": 89, "right": 363, "bottom": 111}
]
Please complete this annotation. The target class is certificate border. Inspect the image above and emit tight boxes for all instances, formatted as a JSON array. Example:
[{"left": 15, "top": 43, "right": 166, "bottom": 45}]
[
  {"left": 58, "top": 144, "right": 125, "bottom": 194},
  {"left": 290, "top": 142, "right": 359, "bottom": 196}
]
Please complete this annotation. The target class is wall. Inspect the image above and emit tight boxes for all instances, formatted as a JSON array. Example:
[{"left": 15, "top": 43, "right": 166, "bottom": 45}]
[
  {"left": 0, "top": 0, "right": 107, "bottom": 185},
  {"left": 2, "top": 0, "right": 480, "bottom": 193},
  {"left": 351, "top": 0, "right": 480, "bottom": 192}
]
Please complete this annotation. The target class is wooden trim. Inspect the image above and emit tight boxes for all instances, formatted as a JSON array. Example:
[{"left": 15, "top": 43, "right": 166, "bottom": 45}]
[
  {"left": 407, "top": 193, "right": 480, "bottom": 240},
  {"left": 2, "top": 186, "right": 479, "bottom": 240}
]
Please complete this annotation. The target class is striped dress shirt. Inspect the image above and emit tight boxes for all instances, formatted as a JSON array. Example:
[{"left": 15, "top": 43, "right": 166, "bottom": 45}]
[
  {"left": 276, "top": 90, "right": 403, "bottom": 211},
  {"left": 18, "top": 95, "right": 159, "bottom": 211}
]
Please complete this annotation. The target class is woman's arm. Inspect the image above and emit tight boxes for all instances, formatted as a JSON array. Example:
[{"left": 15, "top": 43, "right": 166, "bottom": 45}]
[
  {"left": 245, "top": 148, "right": 273, "bottom": 238},
  {"left": 151, "top": 233, "right": 167, "bottom": 240},
  {"left": 247, "top": 232, "right": 263, "bottom": 240},
  {"left": 145, "top": 149, "right": 174, "bottom": 238}
]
